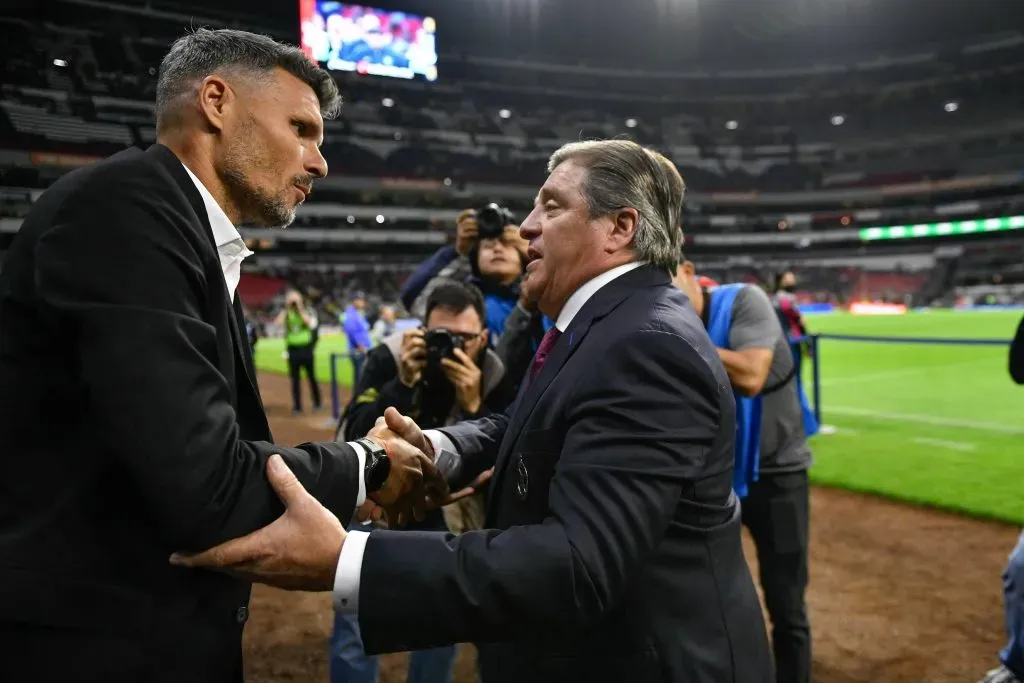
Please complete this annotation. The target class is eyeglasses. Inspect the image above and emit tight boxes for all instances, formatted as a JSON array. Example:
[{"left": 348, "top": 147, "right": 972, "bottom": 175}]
[{"left": 449, "top": 331, "right": 483, "bottom": 345}]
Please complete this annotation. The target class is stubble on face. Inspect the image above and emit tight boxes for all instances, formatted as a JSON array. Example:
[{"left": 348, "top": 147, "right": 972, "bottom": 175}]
[{"left": 219, "top": 114, "right": 303, "bottom": 228}]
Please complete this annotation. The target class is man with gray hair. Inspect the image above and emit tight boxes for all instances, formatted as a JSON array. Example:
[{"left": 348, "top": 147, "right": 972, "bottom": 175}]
[
  {"left": 0, "top": 28, "right": 441, "bottom": 681},
  {"left": 177, "top": 139, "right": 774, "bottom": 683}
]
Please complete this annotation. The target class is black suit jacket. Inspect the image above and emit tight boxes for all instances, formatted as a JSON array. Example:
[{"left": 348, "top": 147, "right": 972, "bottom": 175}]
[
  {"left": 355, "top": 265, "right": 773, "bottom": 683},
  {"left": 0, "top": 144, "right": 362, "bottom": 682}
]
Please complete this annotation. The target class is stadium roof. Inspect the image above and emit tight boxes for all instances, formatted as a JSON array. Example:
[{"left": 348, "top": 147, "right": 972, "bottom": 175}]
[{"left": 68, "top": 0, "right": 1024, "bottom": 70}]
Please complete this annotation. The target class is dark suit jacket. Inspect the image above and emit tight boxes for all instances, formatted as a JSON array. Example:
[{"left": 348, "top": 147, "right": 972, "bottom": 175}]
[
  {"left": 0, "top": 144, "right": 362, "bottom": 682},
  {"left": 1011, "top": 314, "right": 1024, "bottom": 385},
  {"left": 355, "top": 265, "right": 773, "bottom": 683}
]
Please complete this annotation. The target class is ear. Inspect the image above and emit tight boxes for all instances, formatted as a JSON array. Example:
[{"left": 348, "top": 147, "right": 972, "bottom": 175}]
[
  {"left": 197, "top": 74, "right": 234, "bottom": 133},
  {"left": 479, "top": 329, "right": 489, "bottom": 349},
  {"left": 605, "top": 207, "right": 639, "bottom": 253}
]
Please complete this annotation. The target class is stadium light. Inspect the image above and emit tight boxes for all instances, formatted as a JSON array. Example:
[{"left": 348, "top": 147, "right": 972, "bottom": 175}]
[
  {"left": 725, "top": 120, "right": 739, "bottom": 130},
  {"left": 381, "top": 97, "right": 394, "bottom": 108},
  {"left": 375, "top": 215, "right": 385, "bottom": 224},
  {"left": 944, "top": 101, "right": 959, "bottom": 113},
  {"left": 831, "top": 114, "right": 845, "bottom": 126},
  {"left": 498, "top": 108, "right": 511, "bottom": 119},
  {"left": 443, "top": 177, "right": 452, "bottom": 186},
  {"left": 52, "top": 58, "right": 67, "bottom": 67},
  {"left": 625, "top": 118, "right": 638, "bottom": 128}
]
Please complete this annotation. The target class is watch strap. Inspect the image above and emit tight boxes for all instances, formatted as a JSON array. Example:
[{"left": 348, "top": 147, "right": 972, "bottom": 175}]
[{"left": 356, "top": 437, "right": 390, "bottom": 493}]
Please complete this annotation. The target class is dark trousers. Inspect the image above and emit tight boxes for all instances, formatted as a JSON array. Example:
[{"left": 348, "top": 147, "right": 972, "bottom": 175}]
[
  {"left": 287, "top": 345, "right": 321, "bottom": 413},
  {"left": 741, "top": 469, "right": 811, "bottom": 683}
]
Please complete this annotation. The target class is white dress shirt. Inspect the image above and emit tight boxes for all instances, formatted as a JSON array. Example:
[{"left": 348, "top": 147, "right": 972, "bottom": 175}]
[
  {"left": 332, "top": 260, "right": 645, "bottom": 613},
  {"left": 180, "top": 163, "right": 253, "bottom": 302},
  {"left": 180, "top": 163, "right": 371, "bottom": 519}
]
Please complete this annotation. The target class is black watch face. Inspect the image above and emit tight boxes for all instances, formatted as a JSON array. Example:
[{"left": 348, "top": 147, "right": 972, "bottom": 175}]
[{"left": 370, "top": 453, "right": 391, "bottom": 491}]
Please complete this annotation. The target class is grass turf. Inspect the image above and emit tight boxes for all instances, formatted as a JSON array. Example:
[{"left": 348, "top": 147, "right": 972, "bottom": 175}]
[
  {"left": 253, "top": 333, "right": 356, "bottom": 391},
  {"left": 805, "top": 309, "right": 1023, "bottom": 525}
]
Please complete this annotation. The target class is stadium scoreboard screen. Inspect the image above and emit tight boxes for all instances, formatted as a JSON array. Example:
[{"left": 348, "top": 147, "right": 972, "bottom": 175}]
[{"left": 299, "top": 0, "right": 438, "bottom": 81}]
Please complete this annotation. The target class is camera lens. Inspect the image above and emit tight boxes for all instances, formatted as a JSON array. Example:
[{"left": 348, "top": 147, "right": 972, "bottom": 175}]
[{"left": 476, "top": 203, "right": 510, "bottom": 239}]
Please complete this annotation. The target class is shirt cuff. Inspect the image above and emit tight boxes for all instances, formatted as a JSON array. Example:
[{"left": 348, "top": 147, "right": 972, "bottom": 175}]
[
  {"left": 333, "top": 529, "right": 370, "bottom": 613},
  {"left": 347, "top": 441, "right": 368, "bottom": 507},
  {"left": 423, "top": 429, "right": 461, "bottom": 482}
]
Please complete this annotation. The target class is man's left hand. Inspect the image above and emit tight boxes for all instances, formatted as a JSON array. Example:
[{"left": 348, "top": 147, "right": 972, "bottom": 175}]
[
  {"left": 441, "top": 348, "right": 483, "bottom": 414},
  {"left": 169, "top": 454, "right": 344, "bottom": 592}
]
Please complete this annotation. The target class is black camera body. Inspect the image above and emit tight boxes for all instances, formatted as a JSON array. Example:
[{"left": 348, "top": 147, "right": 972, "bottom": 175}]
[
  {"left": 476, "top": 203, "right": 514, "bottom": 240},
  {"left": 424, "top": 328, "right": 464, "bottom": 370}
]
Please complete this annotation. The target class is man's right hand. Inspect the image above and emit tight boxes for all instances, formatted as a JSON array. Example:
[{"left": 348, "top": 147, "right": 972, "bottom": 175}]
[
  {"left": 366, "top": 408, "right": 445, "bottom": 527},
  {"left": 455, "top": 209, "right": 478, "bottom": 256},
  {"left": 398, "top": 329, "right": 427, "bottom": 387}
]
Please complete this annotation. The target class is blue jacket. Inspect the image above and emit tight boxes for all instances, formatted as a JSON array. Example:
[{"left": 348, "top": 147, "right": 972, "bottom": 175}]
[
  {"left": 341, "top": 305, "right": 372, "bottom": 352},
  {"left": 400, "top": 245, "right": 554, "bottom": 345},
  {"left": 706, "top": 284, "right": 762, "bottom": 499}
]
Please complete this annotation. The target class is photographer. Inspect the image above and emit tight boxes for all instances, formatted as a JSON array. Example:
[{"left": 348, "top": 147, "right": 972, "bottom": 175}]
[
  {"left": 329, "top": 280, "right": 516, "bottom": 683},
  {"left": 272, "top": 290, "right": 321, "bottom": 416},
  {"left": 400, "top": 205, "right": 551, "bottom": 342},
  {"left": 400, "top": 205, "right": 553, "bottom": 389}
]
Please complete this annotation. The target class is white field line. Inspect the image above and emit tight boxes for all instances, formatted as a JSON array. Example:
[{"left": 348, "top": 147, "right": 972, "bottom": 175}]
[
  {"left": 819, "top": 359, "right": 993, "bottom": 388},
  {"left": 825, "top": 406, "right": 1024, "bottom": 435},
  {"left": 911, "top": 437, "right": 977, "bottom": 452}
]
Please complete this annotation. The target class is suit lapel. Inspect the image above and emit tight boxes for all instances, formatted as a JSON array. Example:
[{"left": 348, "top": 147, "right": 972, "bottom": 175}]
[
  {"left": 488, "top": 265, "right": 670, "bottom": 498},
  {"left": 146, "top": 144, "right": 270, "bottom": 439}
]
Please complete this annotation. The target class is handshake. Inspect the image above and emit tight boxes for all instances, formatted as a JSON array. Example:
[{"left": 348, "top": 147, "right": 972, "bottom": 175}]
[
  {"left": 358, "top": 407, "right": 488, "bottom": 527},
  {"left": 169, "top": 407, "right": 492, "bottom": 591}
]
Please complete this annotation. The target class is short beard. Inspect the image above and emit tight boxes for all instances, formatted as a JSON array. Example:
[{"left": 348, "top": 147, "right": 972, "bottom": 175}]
[{"left": 220, "top": 120, "right": 296, "bottom": 228}]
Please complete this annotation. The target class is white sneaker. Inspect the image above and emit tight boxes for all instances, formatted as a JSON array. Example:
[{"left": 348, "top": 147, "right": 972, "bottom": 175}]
[{"left": 979, "top": 665, "right": 1022, "bottom": 683}]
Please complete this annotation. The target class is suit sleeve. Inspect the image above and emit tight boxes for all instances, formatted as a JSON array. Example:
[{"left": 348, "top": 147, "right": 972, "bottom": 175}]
[
  {"left": 34, "top": 194, "right": 362, "bottom": 552},
  {"left": 435, "top": 409, "right": 511, "bottom": 489},
  {"left": 355, "top": 329, "right": 721, "bottom": 653}
]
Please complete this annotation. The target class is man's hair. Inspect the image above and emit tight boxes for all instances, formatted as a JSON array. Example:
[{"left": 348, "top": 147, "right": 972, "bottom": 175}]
[
  {"left": 548, "top": 139, "right": 685, "bottom": 270},
  {"left": 425, "top": 280, "right": 486, "bottom": 328},
  {"left": 155, "top": 28, "right": 342, "bottom": 133}
]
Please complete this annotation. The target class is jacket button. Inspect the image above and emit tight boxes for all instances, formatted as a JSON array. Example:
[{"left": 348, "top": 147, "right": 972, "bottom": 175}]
[{"left": 236, "top": 606, "right": 249, "bottom": 624}]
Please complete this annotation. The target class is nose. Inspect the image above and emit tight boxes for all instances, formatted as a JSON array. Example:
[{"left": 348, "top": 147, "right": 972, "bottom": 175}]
[
  {"left": 306, "top": 145, "right": 328, "bottom": 180},
  {"left": 520, "top": 209, "right": 541, "bottom": 241}
]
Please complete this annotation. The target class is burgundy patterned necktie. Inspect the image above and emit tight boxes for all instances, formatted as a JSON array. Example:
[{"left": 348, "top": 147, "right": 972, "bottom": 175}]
[{"left": 528, "top": 327, "right": 562, "bottom": 384}]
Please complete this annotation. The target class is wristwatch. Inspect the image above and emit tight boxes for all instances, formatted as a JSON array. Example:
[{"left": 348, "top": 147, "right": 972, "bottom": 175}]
[{"left": 356, "top": 437, "right": 391, "bottom": 493}]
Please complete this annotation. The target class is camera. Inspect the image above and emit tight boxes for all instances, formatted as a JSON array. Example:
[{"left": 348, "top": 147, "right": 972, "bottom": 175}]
[
  {"left": 424, "top": 328, "right": 463, "bottom": 369},
  {"left": 476, "top": 203, "right": 514, "bottom": 240}
]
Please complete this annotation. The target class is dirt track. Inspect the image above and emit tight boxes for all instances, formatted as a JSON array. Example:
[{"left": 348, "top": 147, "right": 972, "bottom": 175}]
[{"left": 243, "top": 372, "right": 1019, "bottom": 683}]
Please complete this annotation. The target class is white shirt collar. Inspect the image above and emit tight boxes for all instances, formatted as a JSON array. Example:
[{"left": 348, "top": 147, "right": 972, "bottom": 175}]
[
  {"left": 554, "top": 261, "right": 645, "bottom": 332},
  {"left": 180, "top": 162, "right": 250, "bottom": 252},
  {"left": 180, "top": 162, "right": 253, "bottom": 301}
]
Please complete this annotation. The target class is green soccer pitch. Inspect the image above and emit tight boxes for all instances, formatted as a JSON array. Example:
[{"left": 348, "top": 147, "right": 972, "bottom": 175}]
[
  {"left": 253, "top": 333, "right": 356, "bottom": 391},
  {"left": 805, "top": 309, "right": 1022, "bottom": 524},
  {"left": 253, "top": 309, "right": 1024, "bottom": 524}
]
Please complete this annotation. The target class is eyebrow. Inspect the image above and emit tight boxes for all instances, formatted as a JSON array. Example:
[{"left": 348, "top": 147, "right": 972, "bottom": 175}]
[{"left": 536, "top": 187, "right": 557, "bottom": 203}]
